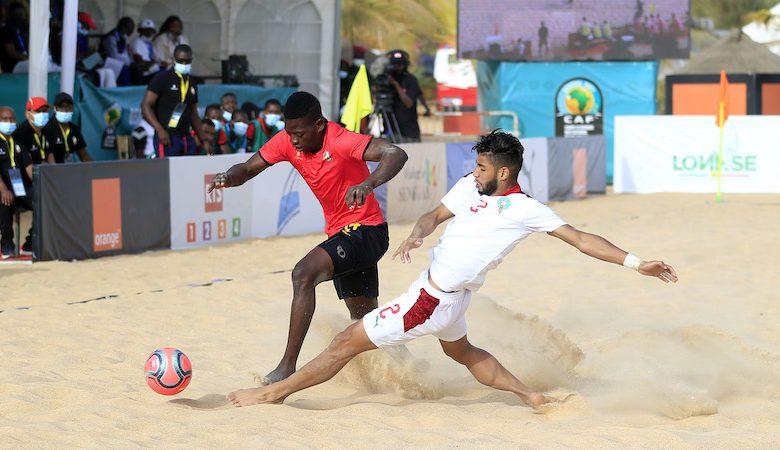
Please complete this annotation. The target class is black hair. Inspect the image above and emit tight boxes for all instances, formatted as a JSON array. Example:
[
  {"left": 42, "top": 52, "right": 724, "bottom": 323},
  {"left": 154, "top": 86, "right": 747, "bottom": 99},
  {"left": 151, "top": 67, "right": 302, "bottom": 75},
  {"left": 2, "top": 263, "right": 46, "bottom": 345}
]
[
  {"left": 118, "top": 17, "right": 134, "bottom": 30},
  {"left": 232, "top": 109, "right": 248, "bottom": 121},
  {"left": 202, "top": 120, "right": 215, "bottom": 128},
  {"left": 204, "top": 103, "right": 221, "bottom": 115},
  {"left": 221, "top": 92, "right": 237, "bottom": 101},
  {"left": 241, "top": 102, "right": 261, "bottom": 120},
  {"left": 264, "top": 98, "right": 282, "bottom": 109},
  {"left": 473, "top": 129, "right": 524, "bottom": 174},
  {"left": 157, "top": 15, "right": 182, "bottom": 36},
  {"left": 9, "top": 3, "right": 25, "bottom": 14},
  {"left": 173, "top": 44, "right": 192, "bottom": 58},
  {"left": 283, "top": 92, "right": 322, "bottom": 122}
]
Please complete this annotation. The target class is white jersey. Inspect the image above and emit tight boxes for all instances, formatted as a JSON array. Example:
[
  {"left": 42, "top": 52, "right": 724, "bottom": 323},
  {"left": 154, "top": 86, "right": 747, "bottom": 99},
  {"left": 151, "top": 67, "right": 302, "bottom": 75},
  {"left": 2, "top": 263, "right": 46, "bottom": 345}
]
[{"left": 429, "top": 174, "right": 566, "bottom": 292}]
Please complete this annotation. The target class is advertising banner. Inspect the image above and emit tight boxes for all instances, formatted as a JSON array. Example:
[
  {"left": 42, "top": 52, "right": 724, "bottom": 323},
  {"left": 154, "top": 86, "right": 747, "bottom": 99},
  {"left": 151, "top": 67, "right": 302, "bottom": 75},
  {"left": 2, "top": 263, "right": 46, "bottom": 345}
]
[
  {"left": 169, "top": 154, "right": 255, "bottom": 250},
  {"left": 251, "top": 162, "right": 325, "bottom": 238},
  {"left": 36, "top": 160, "right": 170, "bottom": 261},
  {"left": 614, "top": 116, "right": 780, "bottom": 193},
  {"left": 547, "top": 135, "right": 606, "bottom": 201},
  {"left": 387, "top": 143, "right": 448, "bottom": 223}
]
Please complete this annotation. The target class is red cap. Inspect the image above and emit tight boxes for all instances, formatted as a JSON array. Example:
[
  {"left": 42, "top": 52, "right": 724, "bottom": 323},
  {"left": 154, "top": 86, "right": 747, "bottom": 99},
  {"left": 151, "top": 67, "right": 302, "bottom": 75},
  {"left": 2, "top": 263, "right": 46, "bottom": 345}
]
[
  {"left": 26, "top": 97, "right": 48, "bottom": 112},
  {"left": 78, "top": 11, "right": 97, "bottom": 30}
]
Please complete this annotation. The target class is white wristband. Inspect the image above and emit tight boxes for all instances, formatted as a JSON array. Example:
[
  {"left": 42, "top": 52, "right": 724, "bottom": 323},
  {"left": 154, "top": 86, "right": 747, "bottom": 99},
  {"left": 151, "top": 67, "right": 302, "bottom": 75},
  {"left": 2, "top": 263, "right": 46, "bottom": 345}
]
[{"left": 623, "top": 253, "right": 642, "bottom": 271}]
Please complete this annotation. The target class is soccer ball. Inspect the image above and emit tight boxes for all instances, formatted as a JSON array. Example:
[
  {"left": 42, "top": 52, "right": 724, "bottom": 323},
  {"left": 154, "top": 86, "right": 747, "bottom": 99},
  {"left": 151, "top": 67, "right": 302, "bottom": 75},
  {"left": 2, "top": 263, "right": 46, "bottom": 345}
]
[{"left": 144, "top": 347, "right": 192, "bottom": 395}]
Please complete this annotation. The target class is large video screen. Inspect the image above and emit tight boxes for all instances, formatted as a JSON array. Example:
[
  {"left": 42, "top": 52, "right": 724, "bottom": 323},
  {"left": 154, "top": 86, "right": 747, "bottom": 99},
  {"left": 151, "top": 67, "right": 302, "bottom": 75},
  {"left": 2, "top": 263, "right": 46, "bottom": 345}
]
[{"left": 458, "top": 0, "right": 690, "bottom": 61}]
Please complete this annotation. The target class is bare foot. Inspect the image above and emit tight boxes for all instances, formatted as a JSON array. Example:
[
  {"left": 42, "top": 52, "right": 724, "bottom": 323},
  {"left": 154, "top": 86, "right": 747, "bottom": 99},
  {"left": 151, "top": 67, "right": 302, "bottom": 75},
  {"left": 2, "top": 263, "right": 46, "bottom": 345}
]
[
  {"left": 527, "top": 392, "right": 557, "bottom": 410},
  {"left": 259, "top": 366, "right": 295, "bottom": 386},
  {"left": 227, "top": 387, "right": 285, "bottom": 407}
]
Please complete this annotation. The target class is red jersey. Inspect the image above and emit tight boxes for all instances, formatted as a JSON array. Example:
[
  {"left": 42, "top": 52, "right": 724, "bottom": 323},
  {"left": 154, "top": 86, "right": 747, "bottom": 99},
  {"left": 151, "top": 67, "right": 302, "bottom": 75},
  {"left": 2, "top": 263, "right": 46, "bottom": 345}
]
[{"left": 260, "top": 122, "right": 384, "bottom": 236}]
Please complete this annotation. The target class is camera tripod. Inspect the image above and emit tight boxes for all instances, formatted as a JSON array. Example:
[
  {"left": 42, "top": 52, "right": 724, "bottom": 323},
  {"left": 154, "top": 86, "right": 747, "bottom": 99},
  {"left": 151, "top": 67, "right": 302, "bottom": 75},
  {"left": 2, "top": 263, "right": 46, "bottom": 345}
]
[{"left": 373, "top": 102, "right": 404, "bottom": 144}]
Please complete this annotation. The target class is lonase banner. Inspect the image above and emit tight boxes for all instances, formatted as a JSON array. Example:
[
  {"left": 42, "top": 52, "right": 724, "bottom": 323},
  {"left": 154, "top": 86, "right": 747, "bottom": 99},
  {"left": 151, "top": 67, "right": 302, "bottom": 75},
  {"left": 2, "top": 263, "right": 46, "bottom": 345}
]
[{"left": 614, "top": 116, "right": 780, "bottom": 194}]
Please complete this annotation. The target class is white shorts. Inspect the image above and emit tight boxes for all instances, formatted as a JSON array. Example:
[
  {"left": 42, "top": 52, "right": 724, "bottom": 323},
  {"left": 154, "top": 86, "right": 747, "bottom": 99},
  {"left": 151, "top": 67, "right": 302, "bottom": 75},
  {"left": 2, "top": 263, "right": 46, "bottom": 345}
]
[{"left": 363, "top": 271, "right": 471, "bottom": 347}]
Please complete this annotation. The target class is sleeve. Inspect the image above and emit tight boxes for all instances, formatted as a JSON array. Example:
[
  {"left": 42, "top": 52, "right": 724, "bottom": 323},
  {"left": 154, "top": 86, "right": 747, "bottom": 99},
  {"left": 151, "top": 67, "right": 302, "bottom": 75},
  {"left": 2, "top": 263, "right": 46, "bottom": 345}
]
[
  {"left": 440, "top": 175, "right": 474, "bottom": 215},
  {"left": 246, "top": 122, "right": 256, "bottom": 141},
  {"left": 0, "top": 27, "right": 13, "bottom": 45},
  {"left": 258, "top": 131, "right": 290, "bottom": 164},
  {"left": 106, "top": 35, "right": 120, "bottom": 59},
  {"left": 17, "top": 142, "right": 32, "bottom": 169},
  {"left": 190, "top": 82, "right": 198, "bottom": 104},
  {"left": 522, "top": 200, "right": 567, "bottom": 233},
  {"left": 147, "top": 72, "right": 165, "bottom": 95},
  {"left": 343, "top": 129, "right": 372, "bottom": 161},
  {"left": 404, "top": 75, "right": 422, "bottom": 101}
]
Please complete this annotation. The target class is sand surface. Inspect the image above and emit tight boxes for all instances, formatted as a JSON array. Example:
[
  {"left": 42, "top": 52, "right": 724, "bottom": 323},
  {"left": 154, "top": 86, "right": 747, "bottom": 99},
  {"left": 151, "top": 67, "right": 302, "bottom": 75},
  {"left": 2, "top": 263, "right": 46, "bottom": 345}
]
[{"left": 2, "top": 192, "right": 779, "bottom": 448}]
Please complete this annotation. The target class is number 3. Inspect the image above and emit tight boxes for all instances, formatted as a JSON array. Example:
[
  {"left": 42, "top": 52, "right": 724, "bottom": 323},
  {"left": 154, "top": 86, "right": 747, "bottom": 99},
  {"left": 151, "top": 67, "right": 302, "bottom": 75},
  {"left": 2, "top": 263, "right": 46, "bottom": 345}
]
[{"left": 379, "top": 304, "right": 400, "bottom": 318}]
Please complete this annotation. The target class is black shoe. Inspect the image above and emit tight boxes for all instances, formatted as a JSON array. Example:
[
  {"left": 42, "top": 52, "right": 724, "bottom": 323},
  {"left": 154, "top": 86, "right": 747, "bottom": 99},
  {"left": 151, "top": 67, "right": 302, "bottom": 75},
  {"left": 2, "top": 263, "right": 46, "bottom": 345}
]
[
  {"left": 1, "top": 246, "right": 15, "bottom": 259},
  {"left": 20, "top": 238, "right": 32, "bottom": 256}
]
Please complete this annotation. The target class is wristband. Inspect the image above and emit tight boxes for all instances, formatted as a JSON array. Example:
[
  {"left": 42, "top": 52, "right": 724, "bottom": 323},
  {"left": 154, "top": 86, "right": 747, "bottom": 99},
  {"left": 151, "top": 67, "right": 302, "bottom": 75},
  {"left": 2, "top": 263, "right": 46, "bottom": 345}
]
[{"left": 623, "top": 253, "right": 642, "bottom": 271}]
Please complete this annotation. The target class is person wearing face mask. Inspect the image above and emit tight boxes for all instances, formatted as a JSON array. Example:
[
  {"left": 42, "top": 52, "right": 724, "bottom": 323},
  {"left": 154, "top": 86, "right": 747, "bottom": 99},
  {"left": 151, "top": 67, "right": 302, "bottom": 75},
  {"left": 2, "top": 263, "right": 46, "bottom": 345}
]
[
  {"left": 141, "top": 44, "right": 209, "bottom": 157},
  {"left": 0, "top": 3, "right": 29, "bottom": 73},
  {"left": 248, "top": 98, "right": 284, "bottom": 152},
  {"left": 227, "top": 110, "right": 250, "bottom": 153},
  {"left": 0, "top": 106, "right": 33, "bottom": 258},
  {"left": 203, "top": 104, "right": 230, "bottom": 155},
  {"left": 129, "top": 19, "right": 160, "bottom": 84},
  {"left": 152, "top": 16, "right": 188, "bottom": 69},
  {"left": 220, "top": 92, "right": 238, "bottom": 132},
  {"left": 42, "top": 93, "right": 91, "bottom": 163},
  {"left": 14, "top": 97, "right": 54, "bottom": 177}
]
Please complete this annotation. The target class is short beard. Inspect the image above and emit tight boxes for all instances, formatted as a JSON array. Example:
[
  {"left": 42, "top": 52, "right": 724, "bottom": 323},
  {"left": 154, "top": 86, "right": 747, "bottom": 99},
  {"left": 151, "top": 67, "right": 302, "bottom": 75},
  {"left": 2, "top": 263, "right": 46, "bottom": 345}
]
[{"left": 478, "top": 178, "right": 498, "bottom": 196}]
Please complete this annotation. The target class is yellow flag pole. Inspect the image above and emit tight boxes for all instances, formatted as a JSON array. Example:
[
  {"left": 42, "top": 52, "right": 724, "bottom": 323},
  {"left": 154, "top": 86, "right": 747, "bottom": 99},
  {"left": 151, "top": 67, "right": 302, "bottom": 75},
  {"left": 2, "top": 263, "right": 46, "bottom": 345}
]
[{"left": 715, "top": 101, "right": 725, "bottom": 203}]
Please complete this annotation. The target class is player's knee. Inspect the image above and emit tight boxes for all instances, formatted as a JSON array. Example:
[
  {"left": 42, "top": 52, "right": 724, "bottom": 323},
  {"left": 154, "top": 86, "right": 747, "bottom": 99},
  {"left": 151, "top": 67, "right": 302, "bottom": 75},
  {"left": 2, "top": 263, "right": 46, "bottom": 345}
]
[
  {"left": 291, "top": 262, "right": 319, "bottom": 289},
  {"left": 326, "top": 328, "right": 357, "bottom": 360}
]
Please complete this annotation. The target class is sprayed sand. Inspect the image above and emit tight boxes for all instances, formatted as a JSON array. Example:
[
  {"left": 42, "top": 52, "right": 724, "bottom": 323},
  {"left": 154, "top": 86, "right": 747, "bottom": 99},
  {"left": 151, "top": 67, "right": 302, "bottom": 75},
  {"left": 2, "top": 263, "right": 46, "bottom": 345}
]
[{"left": 1, "top": 192, "right": 779, "bottom": 447}]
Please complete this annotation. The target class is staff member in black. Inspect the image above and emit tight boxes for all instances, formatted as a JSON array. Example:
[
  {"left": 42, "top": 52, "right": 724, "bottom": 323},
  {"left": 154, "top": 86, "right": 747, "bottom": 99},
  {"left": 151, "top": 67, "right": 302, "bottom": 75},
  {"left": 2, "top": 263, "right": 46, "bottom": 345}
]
[
  {"left": 43, "top": 93, "right": 92, "bottom": 163},
  {"left": 15, "top": 97, "right": 54, "bottom": 179},
  {"left": 141, "top": 44, "right": 209, "bottom": 157},
  {"left": 386, "top": 50, "right": 425, "bottom": 142},
  {"left": 0, "top": 106, "right": 33, "bottom": 258}
]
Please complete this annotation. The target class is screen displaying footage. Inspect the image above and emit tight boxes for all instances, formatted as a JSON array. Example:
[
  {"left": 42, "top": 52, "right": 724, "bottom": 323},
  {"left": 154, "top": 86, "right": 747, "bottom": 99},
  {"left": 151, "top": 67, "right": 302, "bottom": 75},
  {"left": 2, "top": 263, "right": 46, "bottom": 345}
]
[{"left": 458, "top": 0, "right": 690, "bottom": 61}]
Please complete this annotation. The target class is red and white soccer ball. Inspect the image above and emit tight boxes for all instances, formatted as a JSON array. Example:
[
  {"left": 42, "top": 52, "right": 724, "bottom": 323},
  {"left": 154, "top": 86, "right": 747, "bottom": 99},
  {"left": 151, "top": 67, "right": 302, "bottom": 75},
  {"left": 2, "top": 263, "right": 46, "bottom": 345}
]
[{"left": 144, "top": 347, "right": 192, "bottom": 395}]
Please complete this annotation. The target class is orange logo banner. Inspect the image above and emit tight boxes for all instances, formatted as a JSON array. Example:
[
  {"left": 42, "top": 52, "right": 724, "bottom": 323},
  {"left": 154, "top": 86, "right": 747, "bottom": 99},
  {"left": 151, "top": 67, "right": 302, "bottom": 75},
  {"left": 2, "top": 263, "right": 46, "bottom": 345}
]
[
  {"left": 92, "top": 178, "right": 123, "bottom": 252},
  {"left": 204, "top": 174, "right": 223, "bottom": 212}
]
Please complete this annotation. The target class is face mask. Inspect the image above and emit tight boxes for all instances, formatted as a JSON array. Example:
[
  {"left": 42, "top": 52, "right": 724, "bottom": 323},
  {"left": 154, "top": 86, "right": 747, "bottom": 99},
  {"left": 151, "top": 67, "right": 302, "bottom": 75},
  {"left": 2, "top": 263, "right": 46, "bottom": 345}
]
[
  {"left": 276, "top": 121, "right": 285, "bottom": 130},
  {"left": 33, "top": 112, "right": 49, "bottom": 128},
  {"left": 232, "top": 122, "right": 248, "bottom": 136},
  {"left": 211, "top": 119, "right": 223, "bottom": 131},
  {"left": 174, "top": 62, "right": 191, "bottom": 75},
  {"left": 77, "top": 22, "right": 88, "bottom": 36},
  {"left": 0, "top": 121, "right": 16, "bottom": 135},
  {"left": 264, "top": 113, "right": 281, "bottom": 127},
  {"left": 338, "top": 70, "right": 348, "bottom": 79},
  {"left": 56, "top": 111, "right": 73, "bottom": 123},
  {"left": 222, "top": 110, "right": 232, "bottom": 122}
]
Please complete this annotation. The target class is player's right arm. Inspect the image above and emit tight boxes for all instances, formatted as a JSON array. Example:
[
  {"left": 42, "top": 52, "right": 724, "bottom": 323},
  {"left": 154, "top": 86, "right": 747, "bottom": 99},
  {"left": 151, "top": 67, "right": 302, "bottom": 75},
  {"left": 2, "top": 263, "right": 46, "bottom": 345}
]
[
  {"left": 207, "top": 151, "right": 270, "bottom": 193},
  {"left": 393, "top": 203, "right": 454, "bottom": 263}
]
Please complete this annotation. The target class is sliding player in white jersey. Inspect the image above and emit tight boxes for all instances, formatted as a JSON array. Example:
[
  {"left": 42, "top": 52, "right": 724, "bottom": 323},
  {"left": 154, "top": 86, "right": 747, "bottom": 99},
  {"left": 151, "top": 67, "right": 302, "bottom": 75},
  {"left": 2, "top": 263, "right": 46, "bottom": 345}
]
[{"left": 228, "top": 130, "right": 678, "bottom": 409}]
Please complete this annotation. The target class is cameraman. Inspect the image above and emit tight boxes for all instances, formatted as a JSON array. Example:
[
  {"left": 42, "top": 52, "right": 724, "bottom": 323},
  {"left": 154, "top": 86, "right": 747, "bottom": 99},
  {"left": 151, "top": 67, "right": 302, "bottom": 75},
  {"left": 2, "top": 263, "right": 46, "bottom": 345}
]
[{"left": 386, "top": 50, "right": 424, "bottom": 142}]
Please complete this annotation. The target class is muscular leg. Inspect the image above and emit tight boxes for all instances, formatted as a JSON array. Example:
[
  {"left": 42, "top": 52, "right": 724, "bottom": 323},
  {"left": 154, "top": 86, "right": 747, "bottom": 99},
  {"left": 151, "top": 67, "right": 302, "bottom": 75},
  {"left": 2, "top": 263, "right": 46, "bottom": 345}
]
[
  {"left": 439, "top": 336, "right": 554, "bottom": 409},
  {"left": 230, "top": 320, "right": 377, "bottom": 406},
  {"left": 264, "top": 247, "right": 334, "bottom": 384},
  {"left": 344, "top": 295, "right": 378, "bottom": 320}
]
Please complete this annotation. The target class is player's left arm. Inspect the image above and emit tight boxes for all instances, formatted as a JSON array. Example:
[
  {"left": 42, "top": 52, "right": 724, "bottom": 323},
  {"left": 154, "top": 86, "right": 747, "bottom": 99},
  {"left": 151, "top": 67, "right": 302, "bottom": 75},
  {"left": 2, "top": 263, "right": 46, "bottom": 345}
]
[
  {"left": 345, "top": 138, "right": 408, "bottom": 207},
  {"left": 548, "top": 224, "right": 678, "bottom": 283}
]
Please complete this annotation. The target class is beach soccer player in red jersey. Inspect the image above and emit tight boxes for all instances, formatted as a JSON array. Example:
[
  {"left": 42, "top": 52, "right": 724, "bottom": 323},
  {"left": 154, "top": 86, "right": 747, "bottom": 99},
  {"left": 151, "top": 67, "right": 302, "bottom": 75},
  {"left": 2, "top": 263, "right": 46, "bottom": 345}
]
[{"left": 208, "top": 92, "right": 408, "bottom": 384}]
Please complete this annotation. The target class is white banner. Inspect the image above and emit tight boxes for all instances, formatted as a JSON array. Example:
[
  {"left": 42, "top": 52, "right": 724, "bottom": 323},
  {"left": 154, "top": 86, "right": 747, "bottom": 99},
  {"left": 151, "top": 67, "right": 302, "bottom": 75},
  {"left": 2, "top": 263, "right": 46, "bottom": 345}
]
[
  {"left": 387, "top": 143, "right": 449, "bottom": 223},
  {"left": 615, "top": 116, "right": 780, "bottom": 193},
  {"left": 169, "top": 154, "right": 254, "bottom": 250},
  {"left": 251, "top": 162, "right": 325, "bottom": 238},
  {"left": 518, "top": 137, "right": 549, "bottom": 203}
]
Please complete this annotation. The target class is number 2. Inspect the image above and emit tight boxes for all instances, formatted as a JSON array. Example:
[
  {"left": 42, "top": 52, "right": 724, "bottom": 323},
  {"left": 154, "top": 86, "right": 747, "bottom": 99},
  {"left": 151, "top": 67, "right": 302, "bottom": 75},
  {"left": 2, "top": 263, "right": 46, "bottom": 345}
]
[{"left": 379, "top": 303, "right": 400, "bottom": 319}]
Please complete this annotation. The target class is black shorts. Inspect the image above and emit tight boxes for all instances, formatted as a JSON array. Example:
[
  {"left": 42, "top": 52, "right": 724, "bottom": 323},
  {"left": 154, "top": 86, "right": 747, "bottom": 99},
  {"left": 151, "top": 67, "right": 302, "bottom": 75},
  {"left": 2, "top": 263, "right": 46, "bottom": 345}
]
[{"left": 318, "top": 222, "right": 389, "bottom": 299}]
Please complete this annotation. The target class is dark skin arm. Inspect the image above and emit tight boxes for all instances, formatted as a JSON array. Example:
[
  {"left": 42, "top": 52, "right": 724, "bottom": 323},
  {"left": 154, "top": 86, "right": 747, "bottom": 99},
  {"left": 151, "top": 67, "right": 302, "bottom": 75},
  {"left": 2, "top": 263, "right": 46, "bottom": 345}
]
[
  {"left": 206, "top": 151, "right": 270, "bottom": 192},
  {"left": 3, "top": 43, "right": 27, "bottom": 62},
  {"left": 76, "top": 147, "right": 92, "bottom": 162},
  {"left": 344, "top": 138, "right": 408, "bottom": 207},
  {"left": 141, "top": 90, "right": 169, "bottom": 147},
  {"left": 388, "top": 77, "right": 415, "bottom": 109},
  {"left": 0, "top": 179, "right": 13, "bottom": 206}
]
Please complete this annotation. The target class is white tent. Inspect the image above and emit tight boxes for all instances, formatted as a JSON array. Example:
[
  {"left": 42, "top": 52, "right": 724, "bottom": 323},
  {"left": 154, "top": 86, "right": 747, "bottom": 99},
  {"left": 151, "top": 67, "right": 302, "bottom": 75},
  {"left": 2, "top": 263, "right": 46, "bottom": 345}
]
[
  {"left": 33, "top": 0, "right": 341, "bottom": 118},
  {"left": 742, "top": 3, "right": 780, "bottom": 57}
]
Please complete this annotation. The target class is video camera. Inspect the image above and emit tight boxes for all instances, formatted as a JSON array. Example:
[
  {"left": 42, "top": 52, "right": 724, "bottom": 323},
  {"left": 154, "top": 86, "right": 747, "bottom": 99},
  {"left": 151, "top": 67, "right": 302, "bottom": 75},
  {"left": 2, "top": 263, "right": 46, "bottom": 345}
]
[{"left": 369, "top": 49, "right": 409, "bottom": 108}]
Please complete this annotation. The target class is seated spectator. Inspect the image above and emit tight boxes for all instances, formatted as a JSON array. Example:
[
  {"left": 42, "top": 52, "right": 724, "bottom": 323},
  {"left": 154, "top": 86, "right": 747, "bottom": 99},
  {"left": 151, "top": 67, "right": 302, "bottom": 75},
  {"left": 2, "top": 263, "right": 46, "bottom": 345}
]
[
  {"left": 226, "top": 109, "right": 250, "bottom": 153},
  {"left": 153, "top": 16, "right": 188, "bottom": 69},
  {"left": 0, "top": 105, "right": 33, "bottom": 258},
  {"left": 220, "top": 92, "right": 238, "bottom": 126},
  {"left": 100, "top": 17, "right": 135, "bottom": 85},
  {"left": 204, "top": 104, "right": 230, "bottom": 154},
  {"left": 76, "top": 11, "right": 96, "bottom": 59},
  {"left": 129, "top": 19, "right": 160, "bottom": 85},
  {"left": 0, "top": 3, "right": 28, "bottom": 73},
  {"left": 248, "top": 98, "right": 284, "bottom": 151},
  {"left": 192, "top": 119, "right": 216, "bottom": 155},
  {"left": 43, "top": 92, "right": 91, "bottom": 163}
]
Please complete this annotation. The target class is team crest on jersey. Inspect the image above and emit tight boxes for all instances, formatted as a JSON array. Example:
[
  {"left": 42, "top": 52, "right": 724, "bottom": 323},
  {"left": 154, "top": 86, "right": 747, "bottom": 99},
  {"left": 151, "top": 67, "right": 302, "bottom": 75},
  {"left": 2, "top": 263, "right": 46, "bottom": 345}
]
[
  {"left": 295, "top": 150, "right": 302, "bottom": 160},
  {"left": 323, "top": 150, "right": 332, "bottom": 162},
  {"left": 497, "top": 197, "right": 511, "bottom": 214}
]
